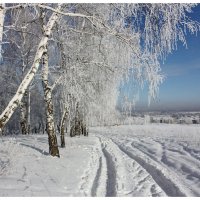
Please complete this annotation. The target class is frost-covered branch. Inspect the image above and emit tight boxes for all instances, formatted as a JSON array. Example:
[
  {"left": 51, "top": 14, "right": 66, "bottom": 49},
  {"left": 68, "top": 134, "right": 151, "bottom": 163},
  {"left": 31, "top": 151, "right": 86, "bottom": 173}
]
[
  {"left": 51, "top": 74, "right": 63, "bottom": 91},
  {"left": 0, "top": 4, "right": 62, "bottom": 131}
]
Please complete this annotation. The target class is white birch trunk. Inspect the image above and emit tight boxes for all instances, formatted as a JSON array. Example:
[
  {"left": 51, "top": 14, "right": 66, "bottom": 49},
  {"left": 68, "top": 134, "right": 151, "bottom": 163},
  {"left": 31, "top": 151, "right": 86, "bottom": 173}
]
[
  {"left": 27, "top": 88, "right": 30, "bottom": 134},
  {"left": 19, "top": 90, "right": 28, "bottom": 134},
  {"left": 0, "top": 4, "right": 5, "bottom": 63},
  {"left": 19, "top": 88, "right": 30, "bottom": 135},
  {"left": 42, "top": 46, "right": 60, "bottom": 157},
  {"left": 60, "top": 106, "right": 68, "bottom": 148},
  {"left": 0, "top": 4, "right": 62, "bottom": 132}
]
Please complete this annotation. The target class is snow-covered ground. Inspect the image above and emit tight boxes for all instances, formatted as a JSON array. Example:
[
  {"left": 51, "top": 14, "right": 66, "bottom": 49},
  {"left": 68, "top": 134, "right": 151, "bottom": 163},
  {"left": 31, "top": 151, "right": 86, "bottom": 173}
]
[{"left": 0, "top": 124, "right": 200, "bottom": 197}]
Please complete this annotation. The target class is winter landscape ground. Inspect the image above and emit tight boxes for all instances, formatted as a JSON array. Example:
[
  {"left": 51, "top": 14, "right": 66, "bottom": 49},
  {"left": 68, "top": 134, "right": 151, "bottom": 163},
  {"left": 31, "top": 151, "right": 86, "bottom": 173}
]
[
  {"left": 1, "top": 3, "right": 200, "bottom": 198},
  {"left": 1, "top": 124, "right": 200, "bottom": 197}
]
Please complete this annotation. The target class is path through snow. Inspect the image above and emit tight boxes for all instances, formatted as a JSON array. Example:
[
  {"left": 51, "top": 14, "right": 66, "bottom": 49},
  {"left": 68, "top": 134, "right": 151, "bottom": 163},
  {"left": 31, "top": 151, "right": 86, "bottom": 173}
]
[{"left": 0, "top": 124, "right": 200, "bottom": 196}]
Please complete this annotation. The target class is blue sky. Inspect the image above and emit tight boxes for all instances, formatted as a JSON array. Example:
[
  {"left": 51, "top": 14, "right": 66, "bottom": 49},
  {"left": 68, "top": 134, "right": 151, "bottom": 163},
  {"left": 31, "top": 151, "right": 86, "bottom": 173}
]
[{"left": 119, "top": 4, "right": 200, "bottom": 112}]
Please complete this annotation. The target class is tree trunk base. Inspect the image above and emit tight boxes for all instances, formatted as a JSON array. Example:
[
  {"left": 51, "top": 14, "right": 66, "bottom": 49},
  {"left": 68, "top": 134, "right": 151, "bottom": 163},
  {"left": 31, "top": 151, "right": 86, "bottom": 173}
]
[
  {"left": 48, "top": 135, "right": 60, "bottom": 157},
  {"left": 60, "top": 126, "right": 65, "bottom": 148}
]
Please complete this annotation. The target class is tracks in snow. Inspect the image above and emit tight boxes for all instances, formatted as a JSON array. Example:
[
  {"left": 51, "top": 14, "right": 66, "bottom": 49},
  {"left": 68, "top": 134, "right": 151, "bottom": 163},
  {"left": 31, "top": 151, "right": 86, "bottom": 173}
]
[
  {"left": 91, "top": 157, "right": 103, "bottom": 196},
  {"left": 89, "top": 134, "right": 166, "bottom": 197},
  {"left": 117, "top": 142, "right": 185, "bottom": 196},
  {"left": 84, "top": 137, "right": 117, "bottom": 197},
  {"left": 102, "top": 146, "right": 117, "bottom": 197},
  {"left": 89, "top": 132, "right": 198, "bottom": 197}
]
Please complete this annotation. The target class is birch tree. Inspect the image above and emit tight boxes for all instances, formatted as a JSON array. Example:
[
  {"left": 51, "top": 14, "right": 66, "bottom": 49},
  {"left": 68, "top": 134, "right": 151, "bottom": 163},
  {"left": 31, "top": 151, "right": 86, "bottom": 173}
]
[
  {"left": 0, "top": 3, "right": 5, "bottom": 63},
  {"left": 42, "top": 45, "right": 60, "bottom": 157},
  {"left": 51, "top": 3, "right": 200, "bottom": 127},
  {"left": 0, "top": 3, "right": 200, "bottom": 155},
  {"left": 0, "top": 4, "right": 62, "bottom": 133},
  {"left": 7, "top": 7, "right": 40, "bottom": 134}
]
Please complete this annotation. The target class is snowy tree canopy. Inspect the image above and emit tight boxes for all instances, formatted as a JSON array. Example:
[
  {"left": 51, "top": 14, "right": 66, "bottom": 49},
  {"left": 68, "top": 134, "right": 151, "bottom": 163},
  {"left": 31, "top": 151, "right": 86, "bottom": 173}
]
[{"left": 0, "top": 3, "right": 200, "bottom": 155}]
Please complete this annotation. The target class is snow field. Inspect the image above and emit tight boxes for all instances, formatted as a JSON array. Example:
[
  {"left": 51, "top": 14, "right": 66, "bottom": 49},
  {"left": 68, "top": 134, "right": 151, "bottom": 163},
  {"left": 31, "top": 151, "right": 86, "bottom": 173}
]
[
  {"left": 0, "top": 124, "right": 200, "bottom": 196},
  {"left": 91, "top": 124, "right": 200, "bottom": 196},
  {"left": 0, "top": 136, "right": 94, "bottom": 196}
]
